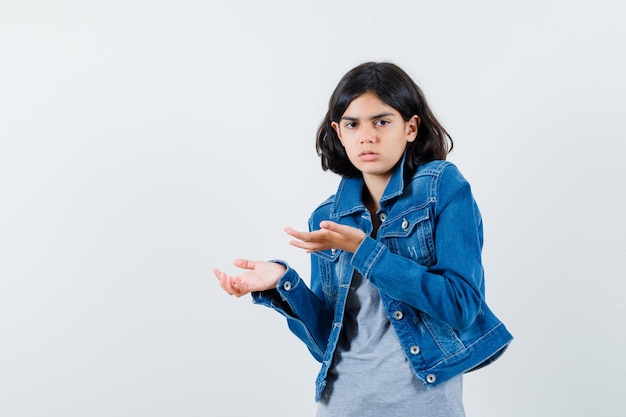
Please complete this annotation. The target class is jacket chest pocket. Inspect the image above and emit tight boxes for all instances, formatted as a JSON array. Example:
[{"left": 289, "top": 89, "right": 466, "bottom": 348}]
[{"left": 379, "top": 207, "right": 436, "bottom": 266}]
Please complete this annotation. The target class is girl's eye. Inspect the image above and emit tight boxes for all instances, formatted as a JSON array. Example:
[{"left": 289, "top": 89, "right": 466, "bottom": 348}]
[
  {"left": 376, "top": 120, "right": 390, "bottom": 126},
  {"left": 345, "top": 122, "right": 357, "bottom": 129}
]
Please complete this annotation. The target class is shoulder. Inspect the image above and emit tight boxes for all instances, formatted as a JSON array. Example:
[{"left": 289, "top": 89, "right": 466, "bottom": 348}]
[
  {"left": 415, "top": 160, "right": 459, "bottom": 177},
  {"left": 404, "top": 160, "right": 473, "bottom": 210},
  {"left": 414, "top": 160, "right": 469, "bottom": 188}
]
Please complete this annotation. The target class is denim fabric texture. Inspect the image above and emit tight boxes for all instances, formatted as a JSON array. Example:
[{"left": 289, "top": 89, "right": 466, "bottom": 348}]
[{"left": 253, "top": 158, "right": 513, "bottom": 402}]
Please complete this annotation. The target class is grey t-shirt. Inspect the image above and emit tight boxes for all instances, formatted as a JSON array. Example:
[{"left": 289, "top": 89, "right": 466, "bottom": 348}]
[{"left": 316, "top": 272, "right": 465, "bottom": 417}]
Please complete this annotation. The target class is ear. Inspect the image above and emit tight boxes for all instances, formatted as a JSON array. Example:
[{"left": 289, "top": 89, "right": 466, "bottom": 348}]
[
  {"left": 406, "top": 115, "right": 420, "bottom": 143},
  {"left": 331, "top": 121, "right": 344, "bottom": 144}
]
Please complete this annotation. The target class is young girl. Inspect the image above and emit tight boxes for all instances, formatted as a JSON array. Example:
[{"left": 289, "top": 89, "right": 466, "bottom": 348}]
[{"left": 213, "top": 62, "right": 513, "bottom": 416}]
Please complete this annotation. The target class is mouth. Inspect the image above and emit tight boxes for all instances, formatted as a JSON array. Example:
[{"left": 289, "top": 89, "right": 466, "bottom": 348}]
[{"left": 358, "top": 150, "right": 379, "bottom": 161}]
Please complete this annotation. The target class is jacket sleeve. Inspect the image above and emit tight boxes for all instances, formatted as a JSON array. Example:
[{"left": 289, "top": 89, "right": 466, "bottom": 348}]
[
  {"left": 351, "top": 164, "right": 485, "bottom": 331},
  {"left": 251, "top": 261, "right": 333, "bottom": 362}
]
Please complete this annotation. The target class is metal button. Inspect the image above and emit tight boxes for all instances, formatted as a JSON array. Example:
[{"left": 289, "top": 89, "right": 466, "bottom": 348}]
[
  {"left": 401, "top": 219, "right": 409, "bottom": 230},
  {"left": 379, "top": 212, "right": 387, "bottom": 222},
  {"left": 331, "top": 248, "right": 336, "bottom": 255},
  {"left": 410, "top": 345, "right": 420, "bottom": 355},
  {"left": 426, "top": 374, "right": 436, "bottom": 383},
  {"left": 283, "top": 281, "right": 292, "bottom": 291},
  {"left": 393, "top": 311, "right": 403, "bottom": 320}
]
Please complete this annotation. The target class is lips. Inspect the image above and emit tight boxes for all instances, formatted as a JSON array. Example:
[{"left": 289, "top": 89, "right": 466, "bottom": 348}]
[{"left": 359, "top": 150, "right": 378, "bottom": 161}]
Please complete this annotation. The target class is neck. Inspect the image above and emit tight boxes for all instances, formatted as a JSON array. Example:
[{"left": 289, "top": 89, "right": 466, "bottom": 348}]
[
  {"left": 362, "top": 174, "right": 390, "bottom": 209},
  {"left": 360, "top": 188, "right": 378, "bottom": 238}
]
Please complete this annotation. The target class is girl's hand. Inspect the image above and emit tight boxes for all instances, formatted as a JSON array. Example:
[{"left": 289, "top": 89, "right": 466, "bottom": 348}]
[
  {"left": 285, "top": 221, "right": 366, "bottom": 254},
  {"left": 213, "top": 258, "right": 286, "bottom": 297}
]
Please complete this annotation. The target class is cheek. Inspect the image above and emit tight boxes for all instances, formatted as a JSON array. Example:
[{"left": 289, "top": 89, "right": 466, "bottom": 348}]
[
  {"left": 338, "top": 131, "right": 356, "bottom": 149},
  {"left": 342, "top": 143, "right": 361, "bottom": 161}
]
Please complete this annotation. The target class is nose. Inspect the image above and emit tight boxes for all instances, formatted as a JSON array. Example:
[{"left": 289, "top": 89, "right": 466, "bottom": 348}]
[{"left": 359, "top": 124, "right": 376, "bottom": 143}]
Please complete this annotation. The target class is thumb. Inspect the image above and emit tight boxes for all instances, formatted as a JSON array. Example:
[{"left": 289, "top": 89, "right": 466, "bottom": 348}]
[
  {"left": 319, "top": 220, "right": 338, "bottom": 230},
  {"left": 232, "top": 258, "right": 255, "bottom": 270}
]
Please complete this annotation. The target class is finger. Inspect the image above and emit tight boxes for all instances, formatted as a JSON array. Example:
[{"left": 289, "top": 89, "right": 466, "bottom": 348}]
[
  {"left": 319, "top": 220, "right": 344, "bottom": 232},
  {"left": 232, "top": 258, "right": 255, "bottom": 270},
  {"left": 319, "top": 220, "right": 333, "bottom": 229},
  {"left": 231, "top": 278, "right": 249, "bottom": 297},
  {"left": 213, "top": 268, "right": 241, "bottom": 296},
  {"left": 288, "top": 240, "right": 311, "bottom": 252},
  {"left": 289, "top": 239, "right": 327, "bottom": 254},
  {"left": 284, "top": 226, "right": 311, "bottom": 241},
  {"left": 222, "top": 274, "right": 247, "bottom": 297},
  {"left": 213, "top": 268, "right": 229, "bottom": 284},
  {"left": 319, "top": 221, "right": 366, "bottom": 252},
  {"left": 214, "top": 270, "right": 235, "bottom": 295}
]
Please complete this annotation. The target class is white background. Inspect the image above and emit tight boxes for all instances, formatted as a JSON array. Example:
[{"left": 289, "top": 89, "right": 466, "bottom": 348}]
[{"left": 1, "top": 1, "right": 624, "bottom": 416}]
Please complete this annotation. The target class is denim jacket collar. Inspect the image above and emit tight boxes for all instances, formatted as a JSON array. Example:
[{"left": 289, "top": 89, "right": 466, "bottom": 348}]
[{"left": 332, "top": 153, "right": 407, "bottom": 217}]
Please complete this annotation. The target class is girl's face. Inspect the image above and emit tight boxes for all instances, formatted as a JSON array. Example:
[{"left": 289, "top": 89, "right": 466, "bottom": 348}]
[{"left": 331, "top": 91, "right": 419, "bottom": 185}]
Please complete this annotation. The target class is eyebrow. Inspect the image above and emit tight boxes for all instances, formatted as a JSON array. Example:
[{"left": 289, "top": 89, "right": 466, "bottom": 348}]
[{"left": 340, "top": 112, "right": 396, "bottom": 121}]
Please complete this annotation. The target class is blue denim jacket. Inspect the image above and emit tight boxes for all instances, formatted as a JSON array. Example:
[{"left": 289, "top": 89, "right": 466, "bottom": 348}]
[{"left": 253, "top": 158, "right": 513, "bottom": 401}]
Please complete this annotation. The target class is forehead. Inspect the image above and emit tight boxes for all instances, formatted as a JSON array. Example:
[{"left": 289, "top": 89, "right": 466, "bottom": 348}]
[{"left": 342, "top": 91, "right": 398, "bottom": 118}]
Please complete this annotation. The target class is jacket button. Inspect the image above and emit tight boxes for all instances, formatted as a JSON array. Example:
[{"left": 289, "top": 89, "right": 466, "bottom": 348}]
[
  {"left": 379, "top": 212, "right": 387, "bottom": 222},
  {"left": 393, "top": 311, "right": 403, "bottom": 320},
  {"left": 401, "top": 219, "right": 409, "bottom": 230},
  {"left": 283, "top": 281, "right": 292, "bottom": 291},
  {"left": 410, "top": 345, "right": 420, "bottom": 355},
  {"left": 426, "top": 374, "right": 436, "bottom": 383}
]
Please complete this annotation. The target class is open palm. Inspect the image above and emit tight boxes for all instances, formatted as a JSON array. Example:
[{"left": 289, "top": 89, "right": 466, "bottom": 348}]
[{"left": 213, "top": 258, "right": 286, "bottom": 297}]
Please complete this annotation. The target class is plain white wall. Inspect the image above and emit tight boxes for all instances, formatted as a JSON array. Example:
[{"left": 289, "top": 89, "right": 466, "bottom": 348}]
[{"left": 1, "top": 1, "right": 624, "bottom": 416}]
